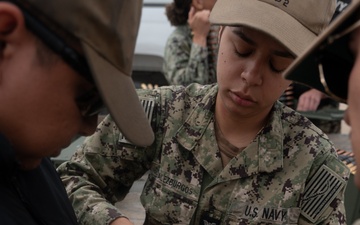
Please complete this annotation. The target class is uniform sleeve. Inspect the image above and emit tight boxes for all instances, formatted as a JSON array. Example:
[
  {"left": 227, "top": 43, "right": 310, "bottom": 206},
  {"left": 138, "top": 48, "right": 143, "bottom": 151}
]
[
  {"left": 299, "top": 146, "right": 350, "bottom": 225},
  {"left": 57, "top": 90, "right": 162, "bottom": 225},
  {"left": 162, "top": 31, "right": 210, "bottom": 86}
]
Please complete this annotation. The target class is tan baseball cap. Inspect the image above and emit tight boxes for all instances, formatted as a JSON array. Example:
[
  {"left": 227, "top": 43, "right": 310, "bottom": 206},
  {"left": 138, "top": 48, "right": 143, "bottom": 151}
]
[
  {"left": 209, "top": 0, "right": 337, "bottom": 56},
  {"left": 284, "top": 0, "right": 360, "bottom": 103},
  {"left": 14, "top": 0, "right": 154, "bottom": 146}
]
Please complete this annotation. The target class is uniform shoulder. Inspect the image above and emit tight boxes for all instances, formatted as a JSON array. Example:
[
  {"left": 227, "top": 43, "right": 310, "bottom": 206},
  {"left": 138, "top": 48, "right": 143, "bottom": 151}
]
[
  {"left": 276, "top": 102, "right": 325, "bottom": 137},
  {"left": 166, "top": 25, "right": 191, "bottom": 43}
]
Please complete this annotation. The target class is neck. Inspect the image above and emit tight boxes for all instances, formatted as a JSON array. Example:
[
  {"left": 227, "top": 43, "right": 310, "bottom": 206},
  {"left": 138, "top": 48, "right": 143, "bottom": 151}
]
[{"left": 215, "top": 100, "right": 271, "bottom": 148}]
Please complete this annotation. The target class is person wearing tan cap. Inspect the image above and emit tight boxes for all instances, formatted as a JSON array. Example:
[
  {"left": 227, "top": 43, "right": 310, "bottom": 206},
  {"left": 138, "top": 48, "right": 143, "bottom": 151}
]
[
  {"left": 0, "top": 0, "right": 153, "bottom": 224},
  {"left": 284, "top": 2, "right": 360, "bottom": 223},
  {"left": 58, "top": 0, "right": 350, "bottom": 224}
]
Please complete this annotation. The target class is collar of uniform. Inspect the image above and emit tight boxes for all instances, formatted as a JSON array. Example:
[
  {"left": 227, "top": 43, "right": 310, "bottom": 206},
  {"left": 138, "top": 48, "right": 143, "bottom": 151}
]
[
  {"left": 256, "top": 101, "right": 284, "bottom": 173},
  {"left": 214, "top": 103, "right": 284, "bottom": 181},
  {"left": 175, "top": 85, "right": 217, "bottom": 151}
]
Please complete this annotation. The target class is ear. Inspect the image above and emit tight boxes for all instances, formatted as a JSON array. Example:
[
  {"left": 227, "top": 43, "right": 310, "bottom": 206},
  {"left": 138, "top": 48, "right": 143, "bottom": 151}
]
[
  {"left": 192, "top": 0, "right": 204, "bottom": 10},
  {"left": 0, "top": 2, "right": 27, "bottom": 56}
]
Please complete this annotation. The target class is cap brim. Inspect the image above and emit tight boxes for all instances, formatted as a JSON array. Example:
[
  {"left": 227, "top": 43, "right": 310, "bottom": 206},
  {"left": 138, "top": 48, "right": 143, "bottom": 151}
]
[
  {"left": 82, "top": 43, "right": 155, "bottom": 147},
  {"left": 283, "top": 0, "right": 360, "bottom": 103},
  {"left": 209, "top": 0, "right": 317, "bottom": 56}
]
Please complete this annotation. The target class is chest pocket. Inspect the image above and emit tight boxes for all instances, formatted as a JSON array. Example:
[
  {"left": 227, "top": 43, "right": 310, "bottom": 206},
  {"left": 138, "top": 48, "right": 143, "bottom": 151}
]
[{"left": 141, "top": 171, "right": 199, "bottom": 224}]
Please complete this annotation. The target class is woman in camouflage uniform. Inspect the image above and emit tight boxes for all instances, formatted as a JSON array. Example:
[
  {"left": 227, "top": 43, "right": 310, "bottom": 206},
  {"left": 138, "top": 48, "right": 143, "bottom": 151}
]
[{"left": 58, "top": 0, "right": 350, "bottom": 224}]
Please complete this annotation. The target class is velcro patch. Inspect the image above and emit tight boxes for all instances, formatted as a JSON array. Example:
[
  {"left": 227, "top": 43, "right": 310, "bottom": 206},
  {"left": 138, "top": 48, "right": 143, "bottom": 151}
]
[
  {"left": 301, "top": 164, "right": 346, "bottom": 222},
  {"left": 118, "top": 98, "right": 155, "bottom": 144}
]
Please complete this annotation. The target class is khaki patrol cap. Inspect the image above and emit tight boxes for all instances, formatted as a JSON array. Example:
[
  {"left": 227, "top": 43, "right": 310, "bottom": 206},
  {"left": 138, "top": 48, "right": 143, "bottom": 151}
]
[
  {"left": 210, "top": 0, "right": 337, "bottom": 56},
  {"left": 284, "top": 0, "right": 359, "bottom": 103},
  {"left": 14, "top": 0, "right": 154, "bottom": 146}
]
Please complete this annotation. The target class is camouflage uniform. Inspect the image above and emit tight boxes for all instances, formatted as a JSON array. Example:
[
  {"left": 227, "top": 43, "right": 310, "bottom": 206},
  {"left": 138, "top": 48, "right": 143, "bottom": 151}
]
[
  {"left": 58, "top": 84, "right": 349, "bottom": 225},
  {"left": 162, "top": 25, "right": 217, "bottom": 86}
]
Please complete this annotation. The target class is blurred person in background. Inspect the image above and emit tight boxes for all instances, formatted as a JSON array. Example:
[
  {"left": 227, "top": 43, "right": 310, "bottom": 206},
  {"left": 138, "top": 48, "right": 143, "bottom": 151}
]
[{"left": 163, "top": 0, "right": 218, "bottom": 86}]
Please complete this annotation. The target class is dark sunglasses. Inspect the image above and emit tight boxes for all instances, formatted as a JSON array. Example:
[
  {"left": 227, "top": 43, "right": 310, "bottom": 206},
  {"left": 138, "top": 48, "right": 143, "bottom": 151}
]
[
  {"left": 23, "top": 10, "right": 105, "bottom": 117},
  {"left": 316, "top": 20, "right": 360, "bottom": 103}
]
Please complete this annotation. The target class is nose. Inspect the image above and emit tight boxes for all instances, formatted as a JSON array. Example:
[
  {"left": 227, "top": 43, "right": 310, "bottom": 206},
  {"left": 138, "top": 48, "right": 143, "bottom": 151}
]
[
  {"left": 79, "top": 115, "right": 98, "bottom": 136},
  {"left": 240, "top": 61, "right": 263, "bottom": 86}
]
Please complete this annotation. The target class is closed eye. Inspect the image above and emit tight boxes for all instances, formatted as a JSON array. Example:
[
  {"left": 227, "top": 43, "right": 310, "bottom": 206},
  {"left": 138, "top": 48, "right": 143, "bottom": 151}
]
[
  {"left": 234, "top": 49, "right": 251, "bottom": 57},
  {"left": 269, "top": 62, "right": 285, "bottom": 73}
]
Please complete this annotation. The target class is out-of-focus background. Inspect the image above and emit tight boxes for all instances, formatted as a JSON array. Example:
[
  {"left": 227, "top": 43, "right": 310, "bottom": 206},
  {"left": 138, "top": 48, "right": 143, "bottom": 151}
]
[{"left": 131, "top": 0, "right": 173, "bottom": 89}]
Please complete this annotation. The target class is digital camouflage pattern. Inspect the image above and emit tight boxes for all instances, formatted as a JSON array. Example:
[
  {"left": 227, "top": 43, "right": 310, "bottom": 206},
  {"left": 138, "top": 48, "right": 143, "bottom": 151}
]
[
  {"left": 58, "top": 84, "right": 350, "bottom": 225},
  {"left": 162, "top": 25, "right": 217, "bottom": 86}
]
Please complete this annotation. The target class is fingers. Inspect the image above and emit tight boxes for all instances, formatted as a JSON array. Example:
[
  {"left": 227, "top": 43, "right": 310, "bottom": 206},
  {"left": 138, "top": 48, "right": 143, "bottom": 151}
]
[
  {"left": 296, "top": 89, "right": 324, "bottom": 111},
  {"left": 187, "top": 6, "right": 195, "bottom": 23},
  {"left": 188, "top": 9, "right": 211, "bottom": 41},
  {"left": 296, "top": 97, "right": 317, "bottom": 111},
  {"left": 140, "top": 83, "right": 158, "bottom": 90},
  {"left": 297, "top": 95, "right": 320, "bottom": 111},
  {"left": 188, "top": 8, "right": 211, "bottom": 26}
]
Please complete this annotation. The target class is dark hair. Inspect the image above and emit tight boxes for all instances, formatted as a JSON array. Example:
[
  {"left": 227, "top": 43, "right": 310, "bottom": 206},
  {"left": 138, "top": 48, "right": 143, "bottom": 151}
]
[{"left": 165, "top": 0, "right": 192, "bottom": 26}]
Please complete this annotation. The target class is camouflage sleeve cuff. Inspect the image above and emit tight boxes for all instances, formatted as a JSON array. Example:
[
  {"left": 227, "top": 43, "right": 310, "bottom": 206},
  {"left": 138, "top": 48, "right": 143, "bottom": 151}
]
[
  {"left": 80, "top": 202, "right": 125, "bottom": 225},
  {"left": 191, "top": 42, "right": 209, "bottom": 60}
]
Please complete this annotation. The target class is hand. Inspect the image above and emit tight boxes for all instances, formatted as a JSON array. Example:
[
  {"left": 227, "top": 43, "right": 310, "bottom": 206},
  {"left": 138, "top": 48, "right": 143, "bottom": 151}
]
[
  {"left": 188, "top": 6, "right": 211, "bottom": 47},
  {"left": 296, "top": 89, "right": 326, "bottom": 111},
  {"left": 110, "top": 217, "right": 134, "bottom": 225}
]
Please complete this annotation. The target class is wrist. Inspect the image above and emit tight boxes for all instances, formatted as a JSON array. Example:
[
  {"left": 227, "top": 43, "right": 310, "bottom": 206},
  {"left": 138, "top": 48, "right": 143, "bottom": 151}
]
[{"left": 192, "top": 34, "right": 207, "bottom": 47}]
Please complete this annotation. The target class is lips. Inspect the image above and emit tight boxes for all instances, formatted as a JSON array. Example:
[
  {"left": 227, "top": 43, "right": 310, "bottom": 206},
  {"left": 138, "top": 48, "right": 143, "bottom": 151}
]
[
  {"left": 230, "top": 91, "right": 256, "bottom": 107},
  {"left": 233, "top": 91, "right": 255, "bottom": 102}
]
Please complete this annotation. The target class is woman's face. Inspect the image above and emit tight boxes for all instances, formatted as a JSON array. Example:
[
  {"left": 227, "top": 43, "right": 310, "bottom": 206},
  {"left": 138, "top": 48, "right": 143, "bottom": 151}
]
[{"left": 216, "top": 26, "right": 294, "bottom": 119}]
